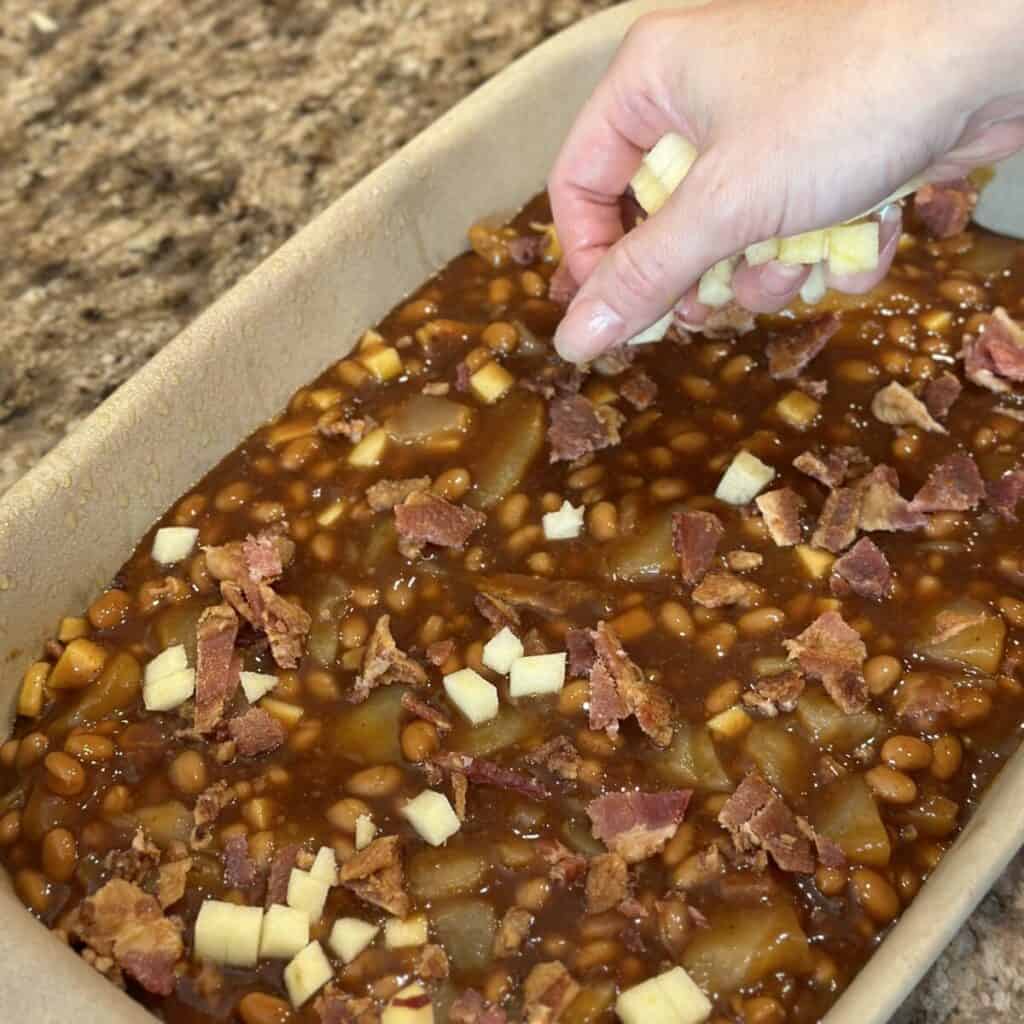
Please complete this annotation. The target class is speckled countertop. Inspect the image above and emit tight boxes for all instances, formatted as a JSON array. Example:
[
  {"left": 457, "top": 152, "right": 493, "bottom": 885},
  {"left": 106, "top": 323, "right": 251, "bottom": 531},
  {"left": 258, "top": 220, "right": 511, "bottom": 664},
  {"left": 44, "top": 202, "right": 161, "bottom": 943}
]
[{"left": 1, "top": 0, "right": 1022, "bottom": 1019}]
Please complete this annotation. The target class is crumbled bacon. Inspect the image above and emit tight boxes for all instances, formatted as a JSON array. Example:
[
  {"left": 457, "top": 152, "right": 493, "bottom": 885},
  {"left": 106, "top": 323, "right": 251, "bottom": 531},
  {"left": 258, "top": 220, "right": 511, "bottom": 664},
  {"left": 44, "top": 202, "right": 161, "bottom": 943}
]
[
  {"left": 547, "top": 394, "right": 623, "bottom": 463},
  {"left": 218, "top": 578, "right": 310, "bottom": 670},
  {"left": 450, "top": 989, "right": 508, "bottom": 1024},
  {"left": 692, "top": 570, "right": 762, "bottom": 609},
  {"left": 222, "top": 835, "right": 259, "bottom": 890},
  {"left": 783, "top": 611, "right": 868, "bottom": 713},
  {"left": 586, "top": 790, "right": 692, "bottom": 864},
  {"left": 474, "top": 591, "right": 521, "bottom": 631},
  {"left": 154, "top": 857, "right": 192, "bottom": 909},
  {"left": 493, "top": 906, "right": 534, "bottom": 958},
  {"left": 810, "top": 487, "right": 862, "bottom": 553},
  {"left": 726, "top": 549, "right": 763, "bottom": 572},
  {"left": 401, "top": 692, "right": 453, "bottom": 733},
  {"left": 526, "top": 735, "right": 581, "bottom": 782},
  {"left": 671, "top": 510, "right": 724, "bottom": 585},
  {"left": 339, "top": 835, "right": 409, "bottom": 917},
  {"left": 755, "top": 488, "right": 804, "bottom": 547},
  {"left": 913, "top": 178, "right": 978, "bottom": 238},
  {"left": 793, "top": 449, "right": 850, "bottom": 489},
  {"left": 394, "top": 491, "right": 486, "bottom": 553},
  {"left": 588, "top": 622, "right": 673, "bottom": 747},
  {"left": 766, "top": 314, "right": 840, "bottom": 379},
  {"left": 962, "top": 307, "right": 1024, "bottom": 393},
  {"left": 987, "top": 467, "right": 1024, "bottom": 521},
  {"left": 315, "top": 992, "right": 377, "bottom": 1024},
  {"left": 524, "top": 962, "right": 581, "bottom": 1021},
  {"left": 925, "top": 372, "right": 962, "bottom": 420},
  {"left": 190, "top": 780, "right": 233, "bottom": 850},
  {"left": 424, "top": 639, "right": 455, "bottom": 667},
  {"left": 477, "top": 574, "right": 596, "bottom": 619},
  {"left": 317, "top": 409, "right": 378, "bottom": 443},
  {"left": 537, "top": 839, "right": 588, "bottom": 886},
  {"left": 856, "top": 464, "right": 928, "bottom": 532},
  {"left": 742, "top": 669, "right": 806, "bottom": 717},
  {"left": 894, "top": 674, "right": 954, "bottom": 734},
  {"left": 565, "top": 628, "right": 596, "bottom": 677},
  {"left": 620, "top": 370, "right": 658, "bottom": 411},
  {"left": 265, "top": 843, "right": 301, "bottom": 907},
  {"left": 911, "top": 453, "right": 985, "bottom": 512},
  {"left": 352, "top": 614, "right": 428, "bottom": 703},
  {"left": 830, "top": 537, "right": 893, "bottom": 601},
  {"left": 366, "top": 476, "right": 431, "bottom": 512},
  {"left": 193, "top": 604, "right": 240, "bottom": 734},
  {"left": 693, "top": 302, "right": 756, "bottom": 339},
  {"left": 414, "top": 944, "right": 450, "bottom": 981},
  {"left": 432, "top": 752, "right": 550, "bottom": 801},
  {"left": 451, "top": 770, "right": 468, "bottom": 821},
  {"left": 228, "top": 706, "right": 286, "bottom": 757},
  {"left": 871, "top": 381, "right": 946, "bottom": 434},
  {"left": 585, "top": 852, "right": 630, "bottom": 914}
]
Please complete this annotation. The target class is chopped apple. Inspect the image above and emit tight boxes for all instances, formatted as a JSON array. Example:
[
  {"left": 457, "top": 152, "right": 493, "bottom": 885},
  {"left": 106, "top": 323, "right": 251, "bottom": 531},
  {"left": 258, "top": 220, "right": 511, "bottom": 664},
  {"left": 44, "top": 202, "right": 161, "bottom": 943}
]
[
  {"left": 382, "top": 983, "right": 434, "bottom": 1024},
  {"left": 283, "top": 940, "right": 334, "bottom": 1008},
  {"left": 260, "top": 696, "right": 305, "bottom": 727},
  {"left": 795, "top": 544, "right": 835, "bottom": 580},
  {"left": 151, "top": 526, "right": 199, "bottom": 565},
  {"left": 697, "top": 258, "right": 735, "bottom": 308},
  {"left": 626, "top": 310, "right": 674, "bottom": 347},
  {"left": 260, "top": 903, "right": 310, "bottom": 960},
  {"left": 542, "top": 500, "right": 584, "bottom": 541},
  {"left": 481, "top": 626, "right": 524, "bottom": 675},
  {"left": 49, "top": 637, "right": 107, "bottom": 689},
  {"left": 508, "top": 652, "right": 567, "bottom": 698},
  {"left": 644, "top": 132, "right": 699, "bottom": 195},
  {"left": 57, "top": 616, "right": 89, "bottom": 642},
  {"left": 827, "top": 221, "right": 880, "bottom": 276},
  {"left": 775, "top": 390, "right": 821, "bottom": 430},
  {"left": 630, "top": 163, "right": 670, "bottom": 215},
  {"left": 240, "top": 670, "right": 279, "bottom": 703},
  {"left": 714, "top": 451, "right": 776, "bottom": 505},
  {"left": 309, "top": 846, "right": 337, "bottom": 886},
  {"left": 329, "top": 917, "right": 380, "bottom": 964},
  {"left": 707, "top": 705, "right": 752, "bottom": 741},
  {"left": 800, "top": 262, "right": 827, "bottom": 304},
  {"left": 143, "top": 667, "right": 196, "bottom": 712},
  {"left": 384, "top": 914, "right": 429, "bottom": 949},
  {"left": 443, "top": 667, "right": 499, "bottom": 725},
  {"left": 401, "top": 790, "right": 461, "bottom": 846},
  {"left": 286, "top": 868, "right": 329, "bottom": 922},
  {"left": 470, "top": 362, "right": 515, "bottom": 404},
  {"left": 355, "top": 814, "right": 376, "bottom": 850},
  {"left": 143, "top": 644, "right": 187, "bottom": 686},
  {"left": 193, "top": 899, "right": 264, "bottom": 968},
  {"left": 348, "top": 426, "right": 389, "bottom": 468},
  {"left": 778, "top": 230, "right": 828, "bottom": 265},
  {"left": 359, "top": 345, "right": 404, "bottom": 382},
  {"left": 617, "top": 966, "right": 712, "bottom": 1024},
  {"left": 744, "top": 238, "right": 780, "bottom": 266}
]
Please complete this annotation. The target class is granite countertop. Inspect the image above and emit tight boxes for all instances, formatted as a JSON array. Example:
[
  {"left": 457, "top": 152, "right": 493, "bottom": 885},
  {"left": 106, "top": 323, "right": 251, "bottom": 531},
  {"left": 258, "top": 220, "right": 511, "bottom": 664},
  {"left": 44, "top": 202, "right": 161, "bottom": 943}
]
[{"left": 1, "top": 0, "right": 1022, "bottom": 1019}]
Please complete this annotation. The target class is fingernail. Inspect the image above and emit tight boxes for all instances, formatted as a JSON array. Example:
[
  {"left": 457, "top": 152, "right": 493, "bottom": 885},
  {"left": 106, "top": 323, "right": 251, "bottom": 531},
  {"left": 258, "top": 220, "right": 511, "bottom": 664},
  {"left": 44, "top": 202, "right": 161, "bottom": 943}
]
[
  {"left": 554, "top": 297, "right": 625, "bottom": 362},
  {"left": 758, "top": 262, "right": 808, "bottom": 297}
]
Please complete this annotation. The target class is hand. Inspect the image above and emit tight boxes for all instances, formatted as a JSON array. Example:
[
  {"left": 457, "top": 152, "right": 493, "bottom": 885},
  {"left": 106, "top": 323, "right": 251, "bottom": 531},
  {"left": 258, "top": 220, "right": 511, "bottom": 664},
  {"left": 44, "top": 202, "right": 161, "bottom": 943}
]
[{"left": 549, "top": 0, "right": 1024, "bottom": 361}]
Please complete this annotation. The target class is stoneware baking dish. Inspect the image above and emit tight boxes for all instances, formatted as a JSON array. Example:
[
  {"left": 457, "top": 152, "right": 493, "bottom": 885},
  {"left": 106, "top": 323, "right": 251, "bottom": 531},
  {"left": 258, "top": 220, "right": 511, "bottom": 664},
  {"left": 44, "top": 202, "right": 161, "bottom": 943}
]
[{"left": 1, "top": 1, "right": 1022, "bottom": 1020}]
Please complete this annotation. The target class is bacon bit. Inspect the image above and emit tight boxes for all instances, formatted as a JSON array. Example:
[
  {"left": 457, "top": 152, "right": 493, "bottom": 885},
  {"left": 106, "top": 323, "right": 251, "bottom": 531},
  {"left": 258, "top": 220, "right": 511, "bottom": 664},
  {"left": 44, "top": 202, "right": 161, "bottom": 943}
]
[
  {"left": 565, "top": 628, "right": 596, "bottom": 678},
  {"left": 796, "top": 378, "right": 828, "bottom": 400},
  {"left": 493, "top": 906, "right": 535, "bottom": 958},
  {"left": 339, "top": 835, "right": 409, "bottom": 917},
  {"left": 265, "top": 843, "right": 301, "bottom": 907},
  {"left": 914, "top": 179, "right": 978, "bottom": 238},
  {"left": 671, "top": 510, "right": 724, "bottom": 585},
  {"left": 451, "top": 771, "right": 468, "bottom": 821},
  {"left": 810, "top": 487, "right": 862, "bottom": 553},
  {"left": 962, "top": 307, "right": 1024, "bottom": 393},
  {"left": 587, "top": 790, "right": 692, "bottom": 864},
  {"left": 894, "top": 674, "right": 955, "bottom": 734},
  {"left": 523, "top": 362, "right": 587, "bottom": 400},
  {"left": 726, "top": 550, "right": 763, "bottom": 572},
  {"left": 222, "top": 835, "right": 259, "bottom": 890},
  {"left": 692, "top": 570, "right": 763, "bottom": 609},
  {"left": 911, "top": 453, "right": 985, "bottom": 512},
  {"left": 755, "top": 488, "right": 804, "bottom": 547},
  {"left": 525, "top": 736, "right": 582, "bottom": 782},
  {"left": 524, "top": 961, "right": 581, "bottom": 1021},
  {"left": 509, "top": 235, "right": 545, "bottom": 266},
  {"left": 694, "top": 302, "right": 756, "bottom": 339},
  {"left": 766, "top": 314, "right": 840, "bottom": 380},
  {"left": 450, "top": 989, "right": 509, "bottom": 1024},
  {"left": 592, "top": 345, "right": 635, "bottom": 378},
  {"left": 925, "top": 372, "right": 962, "bottom": 420},
  {"left": 856, "top": 464, "right": 928, "bottom": 533},
  {"left": 414, "top": 943, "right": 450, "bottom": 981},
  {"left": 784, "top": 611, "right": 868, "bottom": 713},
  {"left": 352, "top": 614, "right": 428, "bottom": 703},
  {"left": 432, "top": 752, "right": 550, "bottom": 801},
  {"left": 154, "top": 857, "right": 192, "bottom": 909},
  {"left": 620, "top": 370, "right": 659, "bottom": 411},
  {"left": 830, "top": 537, "right": 893, "bottom": 602},
  {"left": 228, "top": 707, "right": 286, "bottom": 757},
  {"left": 67, "top": 878, "right": 184, "bottom": 996},
  {"left": 871, "top": 381, "right": 946, "bottom": 434},
  {"left": 589, "top": 622, "right": 674, "bottom": 747},
  {"left": 424, "top": 639, "right": 455, "bottom": 667},
  {"left": 474, "top": 591, "right": 521, "bottom": 631},
  {"left": 317, "top": 409, "right": 378, "bottom": 443},
  {"left": 401, "top": 692, "right": 453, "bottom": 733},
  {"left": 793, "top": 449, "right": 850, "bottom": 489},
  {"left": 394, "top": 491, "right": 486, "bottom": 553},
  {"left": 241, "top": 528, "right": 292, "bottom": 584},
  {"left": 742, "top": 669, "right": 806, "bottom": 717},
  {"left": 219, "top": 578, "right": 310, "bottom": 670},
  {"left": 585, "top": 852, "right": 630, "bottom": 914},
  {"left": 477, "top": 574, "right": 597, "bottom": 620},
  {"left": 190, "top": 780, "right": 234, "bottom": 850},
  {"left": 104, "top": 828, "right": 160, "bottom": 886},
  {"left": 547, "top": 394, "right": 623, "bottom": 463},
  {"left": 537, "top": 839, "right": 588, "bottom": 886},
  {"left": 193, "top": 604, "right": 240, "bottom": 734},
  {"left": 366, "top": 477, "right": 432, "bottom": 512},
  {"left": 987, "top": 467, "right": 1024, "bottom": 521}
]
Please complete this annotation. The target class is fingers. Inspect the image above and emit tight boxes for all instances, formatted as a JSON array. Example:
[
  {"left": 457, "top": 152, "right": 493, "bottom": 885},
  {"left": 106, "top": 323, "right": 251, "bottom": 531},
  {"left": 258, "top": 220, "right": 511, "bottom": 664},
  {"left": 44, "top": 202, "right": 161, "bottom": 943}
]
[
  {"left": 731, "top": 262, "right": 810, "bottom": 314},
  {"left": 825, "top": 204, "right": 902, "bottom": 294}
]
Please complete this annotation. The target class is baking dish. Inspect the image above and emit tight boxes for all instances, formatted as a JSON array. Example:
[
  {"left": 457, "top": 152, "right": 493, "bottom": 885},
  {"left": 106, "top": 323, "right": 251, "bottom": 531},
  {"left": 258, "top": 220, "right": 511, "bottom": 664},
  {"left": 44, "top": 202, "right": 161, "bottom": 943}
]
[{"left": 1, "top": 1, "right": 1021, "bottom": 1020}]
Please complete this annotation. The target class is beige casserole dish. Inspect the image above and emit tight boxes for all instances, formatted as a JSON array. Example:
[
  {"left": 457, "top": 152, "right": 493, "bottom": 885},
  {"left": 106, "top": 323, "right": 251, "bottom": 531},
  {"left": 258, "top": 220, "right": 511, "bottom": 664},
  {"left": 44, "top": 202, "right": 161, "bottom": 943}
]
[{"left": 1, "top": 1, "right": 1022, "bottom": 1020}]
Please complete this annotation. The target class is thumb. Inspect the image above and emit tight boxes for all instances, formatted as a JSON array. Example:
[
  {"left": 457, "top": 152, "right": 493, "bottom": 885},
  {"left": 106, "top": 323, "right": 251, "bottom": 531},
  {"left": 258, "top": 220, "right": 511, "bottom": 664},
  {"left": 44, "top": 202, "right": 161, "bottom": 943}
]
[{"left": 553, "top": 155, "right": 762, "bottom": 362}]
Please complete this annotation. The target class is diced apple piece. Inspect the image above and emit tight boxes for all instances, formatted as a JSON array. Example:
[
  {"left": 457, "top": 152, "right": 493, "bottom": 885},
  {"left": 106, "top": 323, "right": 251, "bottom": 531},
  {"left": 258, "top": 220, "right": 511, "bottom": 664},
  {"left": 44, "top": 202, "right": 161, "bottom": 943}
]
[
  {"left": 194, "top": 899, "right": 264, "bottom": 968},
  {"left": 329, "top": 917, "right": 380, "bottom": 964},
  {"left": 799, "top": 262, "right": 827, "bottom": 304},
  {"left": 402, "top": 791, "right": 461, "bottom": 846},
  {"left": 812, "top": 773, "right": 891, "bottom": 866},
  {"left": 359, "top": 345, "right": 404, "bottom": 381},
  {"left": 283, "top": 940, "right": 334, "bottom": 1008},
  {"left": 603, "top": 506, "right": 678, "bottom": 579},
  {"left": 387, "top": 395, "right": 474, "bottom": 444},
  {"left": 626, "top": 310, "right": 674, "bottom": 347},
  {"left": 286, "top": 868, "right": 329, "bottom": 922},
  {"left": 795, "top": 544, "right": 834, "bottom": 580},
  {"left": 332, "top": 684, "right": 406, "bottom": 764},
  {"left": 49, "top": 637, "right": 108, "bottom": 690},
  {"left": 742, "top": 720, "right": 811, "bottom": 800},
  {"left": 652, "top": 720, "right": 733, "bottom": 792},
  {"left": 260, "top": 696, "right": 305, "bottom": 728},
  {"left": 542, "top": 500, "right": 584, "bottom": 541},
  {"left": 778, "top": 230, "right": 828, "bottom": 265},
  {"left": 443, "top": 668, "right": 499, "bottom": 725},
  {"left": 775, "top": 390, "right": 820, "bottom": 430},
  {"left": 827, "top": 221, "right": 880, "bottom": 276},
  {"left": 385, "top": 914, "right": 429, "bottom": 949},
  {"left": 58, "top": 617, "right": 89, "bottom": 642},
  {"left": 617, "top": 966, "right": 712, "bottom": 1024},
  {"left": 430, "top": 897, "right": 497, "bottom": 972},
  {"left": 706, "top": 705, "right": 752, "bottom": 741},
  {"left": 355, "top": 814, "right": 376, "bottom": 850},
  {"left": 240, "top": 670, "right": 278, "bottom": 703},
  {"left": 509, "top": 652, "right": 567, "bottom": 698},
  {"left": 481, "top": 627, "right": 524, "bottom": 675},
  {"left": 143, "top": 667, "right": 196, "bottom": 712},
  {"left": 143, "top": 644, "right": 187, "bottom": 686},
  {"left": 467, "top": 391, "right": 546, "bottom": 510},
  {"left": 644, "top": 132, "right": 699, "bottom": 194},
  {"left": 796, "top": 690, "right": 880, "bottom": 751},
  {"left": 630, "top": 163, "right": 670, "bottom": 215},
  {"left": 309, "top": 846, "right": 337, "bottom": 886},
  {"left": 744, "top": 238, "right": 780, "bottom": 266},
  {"left": 348, "top": 426, "right": 389, "bottom": 468},
  {"left": 260, "top": 903, "right": 310, "bottom": 960},
  {"left": 916, "top": 598, "right": 1006, "bottom": 674},
  {"left": 697, "top": 259, "right": 735, "bottom": 308},
  {"left": 470, "top": 362, "right": 515, "bottom": 405},
  {"left": 714, "top": 451, "right": 776, "bottom": 505},
  {"left": 382, "top": 983, "right": 434, "bottom": 1024},
  {"left": 151, "top": 526, "right": 199, "bottom": 565}
]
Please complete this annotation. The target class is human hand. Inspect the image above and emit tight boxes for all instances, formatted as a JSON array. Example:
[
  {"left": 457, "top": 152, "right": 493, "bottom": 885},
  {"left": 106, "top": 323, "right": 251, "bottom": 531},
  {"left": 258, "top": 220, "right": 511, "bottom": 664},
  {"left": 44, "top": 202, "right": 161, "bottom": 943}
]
[{"left": 549, "top": 0, "right": 1024, "bottom": 361}]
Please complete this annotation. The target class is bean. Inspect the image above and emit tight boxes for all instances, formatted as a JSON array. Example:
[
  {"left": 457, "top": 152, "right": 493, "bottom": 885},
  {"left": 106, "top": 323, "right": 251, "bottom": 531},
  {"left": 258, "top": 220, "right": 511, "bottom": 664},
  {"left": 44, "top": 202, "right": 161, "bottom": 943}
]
[
  {"left": 214, "top": 481, "right": 253, "bottom": 511},
  {"left": 520, "top": 271, "right": 547, "bottom": 298},
  {"left": 385, "top": 580, "right": 416, "bottom": 614},
  {"left": 881, "top": 735, "right": 932, "bottom": 772},
  {"left": 309, "top": 532, "right": 337, "bottom": 563},
  {"left": 288, "top": 720, "right": 322, "bottom": 754},
  {"left": 237, "top": 992, "right": 293, "bottom": 1024},
  {"left": 720, "top": 354, "right": 755, "bottom": 385},
  {"left": 646, "top": 445, "right": 675, "bottom": 470},
  {"left": 506, "top": 524, "right": 542, "bottom": 555},
  {"left": 515, "top": 877, "right": 551, "bottom": 912},
  {"left": 339, "top": 614, "right": 369, "bottom": 649},
  {"left": 243, "top": 798, "right": 276, "bottom": 831},
  {"left": 173, "top": 493, "right": 207, "bottom": 524},
  {"left": 743, "top": 997, "right": 786, "bottom": 1024},
  {"left": 649, "top": 478, "right": 687, "bottom": 502},
  {"left": 896, "top": 867, "right": 921, "bottom": 903},
  {"left": 575, "top": 728, "right": 622, "bottom": 759},
  {"left": 433, "top": 467, "right": 472, "bottom": 502},
  {"left": 498, "top": 493, "right": 530, "bottom": 531},
  {"left": 0, "top": 739, "right": 18, "bottom": 768},
  {"left": 15, "top": 868, "right": 51, "bottom": 914},
  {"left": 909, "top": 794, "right": 960, "bottom": 837},
  {"left": 401, "top": 721, "right": 440, "bottom": 763},
  {"left": 44, "top": 752, "right": 85, "bottom": 797},
  {"left": 937, "top": 278, "right": 984, "bottom": 305},
  {"left": 488, "top": 278, "right": 514, "bottom": 306},
  {"left": 918, "top": 309, "right": 952, "bottom": 333},
  {"left": 670, "top": 430, "right": 708, "bottom": 455},
  {"left": 659, "top": 601, "right": 694, "bottom": 640},
  {"left": 837, "top": 359, "right": 880, "bottom": 383},
  {"left": 0, "top": 810, "right": 21, "bottom": 845},
  {"left": 41, "top": 827, "right": 78, "bottom": 883},
  {"left": 87, "top": 590, "right": 130, "bottom": 630},
  {"left": 574, "top": 938, "right": 619, "bottom": 972},
  {"left": 609, "top": 606, "right": 654, "bottom": 641},
  {"left": 864, "top": 655, "right": 902, "bottom": 695},
  {"left": 811, "top": 953, "right": 839, "bottom": 989},
  {"left": 327, "top": 797, "right": 371, "bottom": 833},
  {"left": 169, "top": 750, "right": 208, "bottom": 795},
  {"left": 697, "top": 622, "right": 738, "bottom": 658},
  {"left": 526, "top": 552, "right": 555, "bottom": 575},
  {"left": 102, "top": 784, "right": 132, "bottom": 816},
  {"left": 865, "top": 765, "right": 917, "bottom": 804},
  {"left": 661, "top": 823, "right": 696, "bottom": 867},
  {"left": 558, "top": 680, "right": 590, "bottom": 714},
  {"left": 483, "top": 968, "right": 512, "bottom": 1006},
  {"left": 951, "top": 688, "right": 992, "bottom": 727},
  {"left": 399, "top": 298, "right": 438, "bottom": 323},
  {"left": 815, "top": 866, "right": 847, "bottom": 897},
  {"left": 346, "top": 765, "right": 402, "bottom": 798},
  {"left": 587, "top": 502, "right": 618, "bottom": 541},
  {"left": 931, "top": 734, "right": 963, "bottom": 780},
  {"left": 737, "top": 606, "right": 786, "bottom": 637},
  {"left": 680, "top": 375, "right": 717, "bottom": 402},
  {"left": 850, "top": 868, "right": 900, "bottom": 923},
  {"left": 705, "top": 680, "right": 742, "bottom": 716},
  {"left": 567, "top": 465, "right": 605, "bottom": 490}
]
